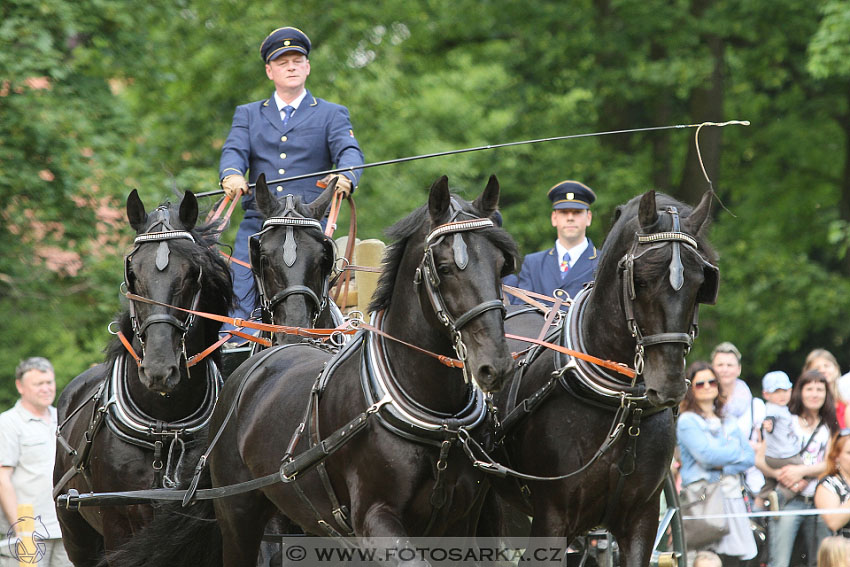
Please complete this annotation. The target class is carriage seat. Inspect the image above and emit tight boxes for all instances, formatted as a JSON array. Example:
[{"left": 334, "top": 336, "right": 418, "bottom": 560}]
[{"left": 333, "top": 236, "right": 386, "bottom": 316}]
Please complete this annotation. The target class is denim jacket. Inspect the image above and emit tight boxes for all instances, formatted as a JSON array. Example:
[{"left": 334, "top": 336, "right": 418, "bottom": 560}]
[{"left": 677, "top": 410, "right": 755, "bottom": 486}]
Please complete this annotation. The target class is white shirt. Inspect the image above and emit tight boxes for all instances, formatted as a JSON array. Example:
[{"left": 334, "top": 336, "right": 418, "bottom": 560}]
[
  {"left": 555, "top": 238, "right": 589, "bottom": 272},
  {"left": 0, "top": 401, "right": 61, "bottom": 538}
]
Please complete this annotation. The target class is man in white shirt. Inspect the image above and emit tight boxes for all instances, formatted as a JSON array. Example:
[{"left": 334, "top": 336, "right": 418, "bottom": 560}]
[
  {"left": 712, "top": 341, "right": 767, "bottom": 498},
  {"left": 0, "top": 357, "right": 70, "bottom": 567}
]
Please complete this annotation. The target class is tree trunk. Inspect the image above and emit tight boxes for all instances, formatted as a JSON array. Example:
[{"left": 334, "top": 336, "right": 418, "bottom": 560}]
[
  {"left": 650, "top": 41, "right": 672, "bottom": 193},
  {"left": 840, "top": 97, "right": 850, "bottom": 275},
  {"left": 679, "top": 0, "right": 725, "bottom": 206}
]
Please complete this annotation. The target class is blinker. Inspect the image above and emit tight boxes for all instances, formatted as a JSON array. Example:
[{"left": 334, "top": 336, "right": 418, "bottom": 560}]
[
  {"left": 155, "top": 241, "right": 170, "bottom": 271},
  {"left": 283, "top": 225, "right": 297, "bottom": 267},
  {"left": 452, "top": 233, "right": 468, "bottom": 270},
  {"left": 667, "top": 207, "right": 684, "bottom": 291}
]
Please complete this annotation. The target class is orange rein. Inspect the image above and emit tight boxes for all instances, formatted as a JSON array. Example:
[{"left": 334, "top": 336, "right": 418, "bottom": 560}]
[{"left": 118, "top": 290, "right": 633, "bottom": 378}]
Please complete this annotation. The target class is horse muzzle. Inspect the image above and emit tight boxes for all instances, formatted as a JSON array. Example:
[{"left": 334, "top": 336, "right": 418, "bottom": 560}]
[
  {"left": 470, "top": 352, "right": 515, "bottom": 394},
  {"left": 139, "top": 361, "right": 181, "bottom": 395}
]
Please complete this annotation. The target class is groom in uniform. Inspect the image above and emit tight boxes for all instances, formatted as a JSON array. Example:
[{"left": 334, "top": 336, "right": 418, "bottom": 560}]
[{"left": 513, "top": 180, "right": 598, "bottom": 301}]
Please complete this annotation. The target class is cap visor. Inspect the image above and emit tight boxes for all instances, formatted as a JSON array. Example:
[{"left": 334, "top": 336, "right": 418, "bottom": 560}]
[{"left": 553, "top": 202, "right": 590, "bottom": 210}]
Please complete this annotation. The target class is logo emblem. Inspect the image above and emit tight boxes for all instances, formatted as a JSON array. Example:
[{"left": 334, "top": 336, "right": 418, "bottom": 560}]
[
  {"left": 6, "top": 516, "right": 49, "bottom": 564},
  {"left": 566, "top": 192, "right": 574, "bottom": 200}
]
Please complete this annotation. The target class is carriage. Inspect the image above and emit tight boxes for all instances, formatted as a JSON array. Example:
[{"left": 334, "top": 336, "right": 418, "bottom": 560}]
[{"left": 53, "top": 178, "right": 712, "bottom": 567}]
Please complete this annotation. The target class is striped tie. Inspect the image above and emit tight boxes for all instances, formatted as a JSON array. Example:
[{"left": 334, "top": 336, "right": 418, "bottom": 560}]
[{"left": 282, "top": 105, "right": 294, "bottom": 128}]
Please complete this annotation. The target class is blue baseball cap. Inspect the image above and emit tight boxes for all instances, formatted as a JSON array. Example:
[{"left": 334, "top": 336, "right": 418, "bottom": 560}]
[
  {"left": 762, "top": 370, "right": 793, "bottom": 392},
  {"left": 547, "top": 180, "right": 596, "bottom": 210},
  {"left": 260, "top": 27, "right": 311, "bottom": 63}
]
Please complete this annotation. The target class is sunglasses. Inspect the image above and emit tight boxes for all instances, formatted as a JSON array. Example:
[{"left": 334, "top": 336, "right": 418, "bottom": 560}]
[{"left": 693, "top": 379, "right": 718, "bottom": 390}]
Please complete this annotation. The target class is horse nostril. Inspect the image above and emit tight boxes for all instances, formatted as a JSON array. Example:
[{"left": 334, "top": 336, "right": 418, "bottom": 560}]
[{"left": 475, "top": 364, "right": 506, "bottom": 393}]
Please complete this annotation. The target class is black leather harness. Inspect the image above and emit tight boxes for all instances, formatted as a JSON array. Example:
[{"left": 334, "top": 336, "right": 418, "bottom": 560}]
[{"left": 54, "top": 356, "right": 222, "bottom": 499}]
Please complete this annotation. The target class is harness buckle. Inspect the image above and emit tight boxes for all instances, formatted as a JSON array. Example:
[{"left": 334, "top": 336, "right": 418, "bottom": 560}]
[
  {"left": 366, "top": 393, "right": 392, "bottom": 415},
  {"left": 610, "top": 422, "right": 625, "bottom": 440}
]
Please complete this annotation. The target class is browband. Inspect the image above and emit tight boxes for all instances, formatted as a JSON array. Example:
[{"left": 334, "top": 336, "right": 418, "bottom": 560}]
[
  {"left": 426, "top": 218, "right": 494, "bottom": 244},
  {"left": 133, "top": 231, "right": 195, "bottom": 244}
]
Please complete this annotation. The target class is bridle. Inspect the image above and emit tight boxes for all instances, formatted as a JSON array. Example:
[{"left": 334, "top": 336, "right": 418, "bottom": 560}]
[
  {"left": 123, "top": 206, "right": 203, "bottom": 368},
  {"left": 414, "top": 200, "right": 510, "bottom": 385},
  {"left": 249, "top": 195, "right": 335, "bottom": 327},
  {"left": 617, "top": 205, "right": 719, "bottom": 377}
]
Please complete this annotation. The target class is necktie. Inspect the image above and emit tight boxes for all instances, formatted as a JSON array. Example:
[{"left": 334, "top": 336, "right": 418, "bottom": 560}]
[
  {"left": 560, "top": 251, "right": 570, "bottom": 279},
  {"left": 282, "top": 105, "right": 294, "bottom": 128}
]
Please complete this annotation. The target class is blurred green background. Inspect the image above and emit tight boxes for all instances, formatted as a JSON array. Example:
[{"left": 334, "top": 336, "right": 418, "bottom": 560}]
[{"left": 2, "top": 0, "right": 850, "bottom": 406}]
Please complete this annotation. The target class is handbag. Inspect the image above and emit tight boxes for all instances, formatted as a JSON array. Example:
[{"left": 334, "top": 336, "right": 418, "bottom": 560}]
[{"left": 679, "top": 479, "right": 730, "bottom": 549}]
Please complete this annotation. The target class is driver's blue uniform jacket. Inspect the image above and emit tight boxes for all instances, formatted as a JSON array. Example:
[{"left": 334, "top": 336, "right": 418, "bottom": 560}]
[{"left": 219, "top": 89, "right": 364, "bottom": 323}]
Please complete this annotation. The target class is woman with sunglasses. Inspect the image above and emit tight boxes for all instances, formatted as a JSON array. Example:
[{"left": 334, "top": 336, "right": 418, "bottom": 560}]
[
  {"left": 756, "top": 369, "right": 838, "bottom": 567},
  {"left": 678, "top": 361, "right": 757, "bottom": 566},
  {"left": 814, "top": 429, "right": 850, "bottom": 537},
  {"left": 802, "top": 349, "right": 845, "bottom": 427}
]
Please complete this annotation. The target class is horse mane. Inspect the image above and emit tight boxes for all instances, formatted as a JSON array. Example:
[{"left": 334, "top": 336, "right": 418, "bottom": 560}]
[
  {"left": 104, "top": 215, "right": 233, "bottom": 365},
  {"left": 369, "top": 196, "right": 519, "bottom": 313},
  {"left": 595, "top": 191, "right": 718, "bottom": 287}
]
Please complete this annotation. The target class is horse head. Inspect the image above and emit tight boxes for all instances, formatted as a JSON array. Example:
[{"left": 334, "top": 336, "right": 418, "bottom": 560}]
[
  {"left": 590, "top": 190, "right": 718, "bottom": 407},
  {"left": 379, "top": 174, "right": 518, "bottom": 393},
  {"left": 252, "top": 174, "right": 337, "bottom": 344},
  {"left": 124, "top": 189, "right": 230, "bottom": 394}
]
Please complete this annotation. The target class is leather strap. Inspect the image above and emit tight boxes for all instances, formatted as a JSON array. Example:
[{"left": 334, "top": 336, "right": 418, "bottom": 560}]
[{"left": 505, "top": 333, "right": 635, "bottom": 379}]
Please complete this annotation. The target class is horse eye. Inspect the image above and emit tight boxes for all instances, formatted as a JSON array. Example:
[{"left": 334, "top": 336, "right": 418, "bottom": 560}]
[{"left": 437, "top": 264, "right": 453, "bottom": 276}]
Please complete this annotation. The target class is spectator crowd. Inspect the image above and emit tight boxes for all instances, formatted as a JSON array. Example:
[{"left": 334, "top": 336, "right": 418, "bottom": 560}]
[{"left": 678, "top": 343, "right": 850, "bottom": 567}]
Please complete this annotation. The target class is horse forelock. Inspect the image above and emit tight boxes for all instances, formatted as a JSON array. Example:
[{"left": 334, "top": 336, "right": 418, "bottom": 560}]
[
  {"left": 256, "top": 193, "right": 313, "bottom": 219},
  {"left": 369, "top": 195, "right": 518, "bottom": 313}
]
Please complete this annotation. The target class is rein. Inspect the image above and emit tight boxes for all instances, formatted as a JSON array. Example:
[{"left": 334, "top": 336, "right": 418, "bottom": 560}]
[
  {"left": 118, "top": 292, "right": 473, "bottom": 369},
  {"left": 506, "top": 333, "right": 636, "bottom": 379}
]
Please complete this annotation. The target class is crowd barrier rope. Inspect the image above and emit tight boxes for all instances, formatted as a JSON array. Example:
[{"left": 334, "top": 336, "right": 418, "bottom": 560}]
[{"left": 682, "top": 507, "right": 848, "bottom": 521}]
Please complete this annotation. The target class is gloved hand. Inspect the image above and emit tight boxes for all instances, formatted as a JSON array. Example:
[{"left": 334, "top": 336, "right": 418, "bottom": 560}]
[
  {"left": 320, "top": 174, "right": 353, "bottom": 198},
  {"left": 221, "top": 174, "right": 249, "bottom": 199}
]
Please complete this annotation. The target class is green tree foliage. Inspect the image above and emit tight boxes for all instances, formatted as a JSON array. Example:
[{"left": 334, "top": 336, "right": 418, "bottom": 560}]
[{"left": 2, "top": 0, "right": 848, "bottom": 406}]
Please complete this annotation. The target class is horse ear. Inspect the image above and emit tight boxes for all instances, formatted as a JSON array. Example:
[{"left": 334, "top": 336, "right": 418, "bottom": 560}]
[
  {"left": 638, "top": 190, "right": 658, "bottom": 230},
  {"left": 127, "top": 189, "right": 147, "bottom": 232},
  {"left": 473, "top": 174, "right": 500, "bottom": 218},
  {"left": 683, "top": 190, "right": 712, "bottom": 235},
  {"left": 428, "top": 175, "right": 451, "bottom": 224},
  {"left": 306, "top": 177, "right": 337, "bottom": 221},
  {"left": 179, "top": 191, "right": 199, "bottom": 230},
  {"left": 254, "top": 174, "right": 274, "bottom": 217},
  {"left": 612, "top": 205, "right": 623, "bottom": 224}
]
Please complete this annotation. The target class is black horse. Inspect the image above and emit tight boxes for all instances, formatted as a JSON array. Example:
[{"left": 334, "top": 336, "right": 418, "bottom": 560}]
[
  {"left": 249, "top": 174, "right": 344, "bottom": 343},
  {"left": 485, "top": 190, "right": 717, "bottom": 567},
  {"left": 246, "top": 174, "right": 344, "bottom": 563},
  {"left": 53, "top": 190, "right": 232, "bottom": 566},
  {"left": 108, "top": 175, "right": 519, "bottom": 567}
]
